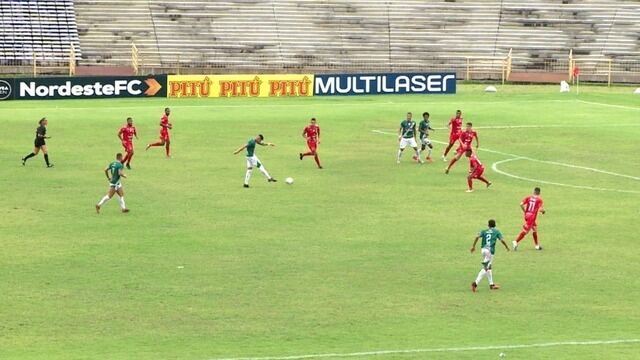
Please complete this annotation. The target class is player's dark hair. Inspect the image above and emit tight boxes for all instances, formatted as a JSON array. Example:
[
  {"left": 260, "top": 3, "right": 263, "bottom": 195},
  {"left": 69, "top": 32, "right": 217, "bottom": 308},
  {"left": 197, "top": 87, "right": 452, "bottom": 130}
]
[
  {"left": 311, "top": 117, "right": 316, "bottom": 121},
  {"left": 422, "top": 112, "right": 429, "bottom": 117},
  {"left": 466, "top": 122, "right": 472, "bottom": 126},
  {"left": 534, "top": 187, "right": 541, "bottom": 194},
  {"left": 488, "top": 219, "right": 496, "bottom": 228},
  {"left": 116, "top": 153, "right": 123, "bottom": 158},
  {"left": 38, "top": 117, "right": 46, "bottom": 125},
  {"left": 127, "top": 117, "right": 132, "bottom": 121},
  {"left": 407, "top": 112, "right": 412, "bottom": 115},
  {"left": 258, "top": 134, "right": 264, "bottom": 140},
  {"left": 164, "top": 107, "right": 170, "bottom": 111},
  {"left": 456, "top": 110, "right": 461, "bottom": 113}
]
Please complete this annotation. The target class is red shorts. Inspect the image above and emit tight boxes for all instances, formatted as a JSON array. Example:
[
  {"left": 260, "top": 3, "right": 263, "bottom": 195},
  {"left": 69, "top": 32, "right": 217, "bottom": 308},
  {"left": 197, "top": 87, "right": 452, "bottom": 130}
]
[
  {"left": 307, "top": 140, "right": 317, "bottom": 152},
  {"left": 456, "top": 144, "right": 471, "bottom": 156},
  {"left": 122, "top": 141, "right": 133, "bottom": 152},
  {"left": 449, "top": 131, "right": 461, "bottom": 144},
  {"left": 470, "top": 167, "right": 485, "bottom": 179},
  {"left": 522, "top": 213, "right": 538, "bottom": 233},
  {"left": 160, "top": 131, "right": 170, "bottom": 141}
]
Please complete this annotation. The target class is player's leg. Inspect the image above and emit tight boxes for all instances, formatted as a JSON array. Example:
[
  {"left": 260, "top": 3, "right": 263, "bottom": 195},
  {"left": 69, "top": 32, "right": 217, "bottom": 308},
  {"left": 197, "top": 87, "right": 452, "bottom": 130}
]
[
  {"left": 475, "top": 169, "right": 491, "bottom": 187},
  {"left": 532, "top": 225, "right": 542, "bottom": 250},
  {"left": 41, "top": 145, "right": 52, "bottom": 167},
  {"left": 442, "top": 135, "right": 456, "bottom": 159},
  {"left": 244, "top": 157, "right": 254, "bottom": 187},
  {"left": 116, "top": 186, "right": 129, "bottom": 212},
  {"left": 412, "top": 147, "right": 423, "bottom": 164},
  {"left": 146, "top": 137, "right": 165, "bottom": 150},
  {"left": 165, "top": 138, "right": 171, "bottom": 157},
  {"left": 22, "top": 146, "right": 39, "bottom": 165},
  {"left": 256, "top": 158, "right": 276, "bottom": 182},
  {"left": 397, "top": 139, "right": 407, "bottom": 163},
  {"left": 126, "top": 149, "right": 134, "bottom": 168},
  {"left": 466, "top": 175, "right": 474, "bottom": 192},
  {"left": 513, "top": 222, "right": 531, "bottom": 250},
  {"left": 96, "top": 186, "right": 116, "bottom": 212},
  {"left": 424, "top": 141, "right": 433, "bottom": 161},
  {"left": 310, "top": 143, "right": 322, "bottom": 168}
]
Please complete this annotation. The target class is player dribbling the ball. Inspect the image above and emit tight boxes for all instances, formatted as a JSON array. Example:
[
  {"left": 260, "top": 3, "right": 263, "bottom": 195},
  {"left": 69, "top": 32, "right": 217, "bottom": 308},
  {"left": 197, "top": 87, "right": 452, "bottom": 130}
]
[
  {"left": 234, "top": 134, "right": 277, "bottom": 188},
  {"left": 471, "top": 219, "right": 510, "bottom": 292}
]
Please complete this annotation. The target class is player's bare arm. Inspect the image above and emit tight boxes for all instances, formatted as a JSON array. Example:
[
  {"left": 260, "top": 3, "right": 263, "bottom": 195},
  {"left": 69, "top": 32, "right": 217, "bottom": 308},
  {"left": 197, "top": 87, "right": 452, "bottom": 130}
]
[
  {"left": 104, "top": 167, "right": 110, "bottom": 180},
  {"left": 500, "top": 239, "right": 511, "bottom": 251},
  {"left": 259, "top": 142, "right": 275, "bottom": 147},
  {"left": 475, "top": 134, "right": 479, "bottom": 149},
  {"left": 470, "top": 236, "right": 480, "bottom": 252},
  {"left": 520, "top": 202, "right": 526, "bottom": 213},
  {"left": 118, "top": 169, "right": 127, "bottom": 178},
  {"left": 233, "top": 145, "right": 247, "bottom": 155}
]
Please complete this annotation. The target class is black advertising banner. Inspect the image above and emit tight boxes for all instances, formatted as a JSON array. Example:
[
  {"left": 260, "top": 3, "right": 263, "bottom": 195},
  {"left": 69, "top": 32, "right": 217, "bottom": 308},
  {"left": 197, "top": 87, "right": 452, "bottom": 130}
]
[{"left": 0, "top": 75, "right": 167, "bottom": 100}]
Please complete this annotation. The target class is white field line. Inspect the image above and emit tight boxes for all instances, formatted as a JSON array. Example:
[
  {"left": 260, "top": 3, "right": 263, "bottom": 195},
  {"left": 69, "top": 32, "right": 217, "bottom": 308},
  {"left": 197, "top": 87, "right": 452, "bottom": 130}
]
[
  {"left": 210, "top": 338, "right": 640, "bottom": 360},
  {"left": 492, "top": 158, "right": 640, "bottom": 194},
  {"left": 0, "top": 99, "right": 570, "bottom": 111},
  {"left": 576, "top": 100, "right": 640, "bottom": 111},
  {"left": 372, "top": 129, "right": 640, "bottom": 186}
]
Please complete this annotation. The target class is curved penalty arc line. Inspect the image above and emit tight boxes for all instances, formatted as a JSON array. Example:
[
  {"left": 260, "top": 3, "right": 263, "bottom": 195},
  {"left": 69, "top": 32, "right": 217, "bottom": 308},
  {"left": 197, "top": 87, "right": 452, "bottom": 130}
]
[{"left": 491, "top": 158, "right": 640, "bottom": 194}]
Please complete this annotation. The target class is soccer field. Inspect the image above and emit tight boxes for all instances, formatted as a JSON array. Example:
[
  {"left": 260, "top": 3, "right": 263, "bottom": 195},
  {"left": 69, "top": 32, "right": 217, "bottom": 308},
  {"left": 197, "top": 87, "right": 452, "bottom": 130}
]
[{"left": 1, "top": 84, "right": 639, "bottom": 360}]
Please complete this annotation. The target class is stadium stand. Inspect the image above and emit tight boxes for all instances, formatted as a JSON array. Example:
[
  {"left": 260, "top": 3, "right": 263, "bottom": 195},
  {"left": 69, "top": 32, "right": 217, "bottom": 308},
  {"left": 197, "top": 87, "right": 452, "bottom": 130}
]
[{"left": 0, "top": 0, "right": 81, "bottom": 63}]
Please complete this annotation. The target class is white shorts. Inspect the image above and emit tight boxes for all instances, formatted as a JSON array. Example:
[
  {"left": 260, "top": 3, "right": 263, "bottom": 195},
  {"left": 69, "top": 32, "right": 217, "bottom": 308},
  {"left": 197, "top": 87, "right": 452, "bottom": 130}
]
[
  {"left": 420, "top": 136, "right": 432, "bottom": 146},
  {"left": 481, "top": 248, "right": 493, "bottom": 268},
  {"left": 109, "top": 182, "right": 122, "bottom": 190},
  {"left": 246, "top": 155, "right": 262, "bottom": 168},
  {"left": 399, "top": 137, "right": 418, "bottom": 149}
]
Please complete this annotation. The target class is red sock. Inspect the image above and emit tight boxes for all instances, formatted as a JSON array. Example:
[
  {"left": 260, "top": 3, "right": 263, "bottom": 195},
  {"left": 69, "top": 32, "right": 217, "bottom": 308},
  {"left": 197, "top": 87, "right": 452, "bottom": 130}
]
[
  {"left": 314, "top": 154, "right": 321, "bottom": 167},
  {"left": 467, "top": 178, "right": 473, "bottom": 189},
  {"left": 533, "top": 232, "right": 539, "bottom": 246},
  {"left": 165, "top": 143, "right": 170, "bottom": 156},
  {"left": 516, "top": 231, "right": 526, "bottom": 243}
]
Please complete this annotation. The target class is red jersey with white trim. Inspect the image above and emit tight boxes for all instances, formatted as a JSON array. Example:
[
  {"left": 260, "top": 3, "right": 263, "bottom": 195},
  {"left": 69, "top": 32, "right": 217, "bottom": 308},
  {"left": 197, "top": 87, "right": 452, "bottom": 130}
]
[
  {"left": 459, "top": 130, "right": 477, "bottom": 149},
  {"left": 522, "top": 195, "right": 544, "bottom": 218},
  {"left": 449, "top": 117, "right": 462, "bottom": 135},
  {"left": 469, "top": 154, "right": 484, "bottom": 172},
  {"left": 119, "top": 125, "right": 137, "bottom": 143},
  {"left": 303, "top": 124, "right": 320, "bottom": 142}
]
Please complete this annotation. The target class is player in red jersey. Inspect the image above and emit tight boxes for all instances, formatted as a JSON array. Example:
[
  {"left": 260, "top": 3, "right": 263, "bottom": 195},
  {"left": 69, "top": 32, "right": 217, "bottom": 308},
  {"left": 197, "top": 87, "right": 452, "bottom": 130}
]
[
  {"left": 464, "top": 149, "right": 491, "bottom": 192},
  {"left": 442, "top": 110, "right": 463, "bottom": 161},
  {"left": 513, "top": 187, "right": 546, "bottom": 251},
  {"left": 445, "top": 122, "right": 478, "bottom": 174},
  {"left": 117, "top": 117, "right": 138, "bottom": 169},
  {"left": 299, "top": 117, "right": 322, "bottom": 168},
  {"left": 146, "top": 107, "right": 172, "bottom": 157}
]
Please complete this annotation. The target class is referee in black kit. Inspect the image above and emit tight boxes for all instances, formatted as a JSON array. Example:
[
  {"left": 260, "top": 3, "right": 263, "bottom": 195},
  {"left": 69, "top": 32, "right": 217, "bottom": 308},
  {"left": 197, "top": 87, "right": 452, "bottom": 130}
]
[{"left": 22, "top": 117, "right": 54, "bottom": 168}]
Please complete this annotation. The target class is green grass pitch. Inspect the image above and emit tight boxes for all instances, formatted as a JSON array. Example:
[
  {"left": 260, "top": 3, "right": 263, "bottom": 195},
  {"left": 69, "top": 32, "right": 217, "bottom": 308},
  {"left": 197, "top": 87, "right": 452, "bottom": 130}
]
[{"left": 1, "top": 85, "right": 639, "bottom": 359}]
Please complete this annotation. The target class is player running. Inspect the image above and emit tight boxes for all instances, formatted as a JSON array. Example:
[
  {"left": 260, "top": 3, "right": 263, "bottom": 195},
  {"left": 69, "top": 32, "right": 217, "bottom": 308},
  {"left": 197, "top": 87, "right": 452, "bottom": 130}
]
[
  {"left": 418, "top": 112, "right": 435, "bottom": 162},
  {"left": 513, "top": 187, "right": 546, "bottom": 251},
  {"left": 442, "top": 110, "right": 463, "bottom": 161},
  {"left": 95, "top": 153, "right": 130, "bottom": 214},
  {"left": 445, "top": 122, "right": 478, "bottom": 173},
  {"left": 146, "top": 107, "right": 172, "bottom": 157},
  {"left": 464, "top": 149, "right": 491, "bottom": 192},
  {"left": 233, "top": 134, "right": 277, "bottom": 188},
  {"left": 22, "top": 117, "right": 53, "bottom": 168},
  {"left": 470, "top": 219, "right": 510, "bottom": 292},
  {"left": 117, "top": 117, "right": 138, "bottom": 169},
  {"left": 396, "top": 112, "right": 423, "bottom": 164},
  {"left": 299, "top": 117, "right": 322, "bottom": 169}
]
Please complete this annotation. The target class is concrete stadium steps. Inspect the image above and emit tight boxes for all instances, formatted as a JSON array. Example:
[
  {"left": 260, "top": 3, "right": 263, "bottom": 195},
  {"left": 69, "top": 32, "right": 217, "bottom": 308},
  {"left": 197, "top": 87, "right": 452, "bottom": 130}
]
[{"left": 71, "top": 0, "right": 640, "bottom": 70}]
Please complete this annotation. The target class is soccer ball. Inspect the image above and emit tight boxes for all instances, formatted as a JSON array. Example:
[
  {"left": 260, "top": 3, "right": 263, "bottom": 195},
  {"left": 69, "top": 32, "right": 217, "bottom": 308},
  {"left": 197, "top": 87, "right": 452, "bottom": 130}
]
[{"left": 285, "top": 177, "right": 294, "bottom": 185}]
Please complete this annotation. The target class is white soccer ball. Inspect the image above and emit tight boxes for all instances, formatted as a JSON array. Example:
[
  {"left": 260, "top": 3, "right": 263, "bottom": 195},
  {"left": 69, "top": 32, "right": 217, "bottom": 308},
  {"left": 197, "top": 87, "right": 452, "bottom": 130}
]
[{"left": 285, "top": 177, "right": 294, "bottom": 185}]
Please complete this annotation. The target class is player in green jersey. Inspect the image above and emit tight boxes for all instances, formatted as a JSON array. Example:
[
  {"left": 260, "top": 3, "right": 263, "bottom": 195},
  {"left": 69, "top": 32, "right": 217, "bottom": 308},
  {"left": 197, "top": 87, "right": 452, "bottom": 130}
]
[
  {"left": 418, "top": 112, "right": 435, "bottom": 162},
  {"left": 96, "top": 153, "right": 129, "bottom": 213},
  {"left": 470, "top": 219, "right": 509, "bottom": 292},
  {"left": 233, "top": 134, "right": 277, "bottom": 188},
  {"left": 397, "top": 112, "right": 423, "bottom": 164}
]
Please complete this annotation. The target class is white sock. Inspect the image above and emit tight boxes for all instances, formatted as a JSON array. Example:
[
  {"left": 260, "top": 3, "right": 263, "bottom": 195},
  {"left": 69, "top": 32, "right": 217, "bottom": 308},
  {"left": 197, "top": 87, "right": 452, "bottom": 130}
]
[
  {"left": 397, "top": 149, "right": 403, "bottom": 161},
  {"left": 118, "top": 196, "right": 126, "bottom": 210},
  {"left": 97, "top": 195, "right": 110, "bottom": 206},
  {"left": 427, "top": 147, "right": 432, "bottom": 158},
  {"left": 258, "top": 166, "right": 271, "bottom": 179},
  {"left": 487, "top": 270, "right": 494, "bottom": 285},
  {"left": 245, "top": 169, "right": 253, "bottom": 185},
  {"left": 475, "top": 269, "right": 486, "bottom": 284},
  {"left": 415, "top": 148, "right": 421, "bottom": 157}
]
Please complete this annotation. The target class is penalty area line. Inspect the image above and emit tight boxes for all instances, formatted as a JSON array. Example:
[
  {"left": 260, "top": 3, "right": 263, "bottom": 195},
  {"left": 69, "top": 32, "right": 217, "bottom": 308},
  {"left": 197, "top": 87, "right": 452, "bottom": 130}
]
[
  {"left": 492, "top": 158, "right": 640, "bottom": 194},
  {"left": 210, "top": 338, "right": 640, "bottom": 360}
]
